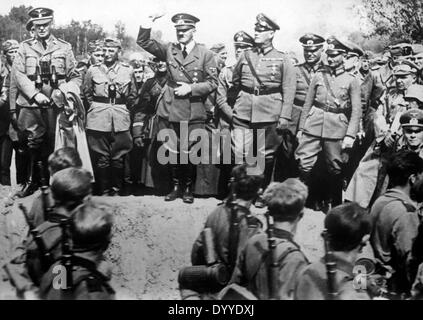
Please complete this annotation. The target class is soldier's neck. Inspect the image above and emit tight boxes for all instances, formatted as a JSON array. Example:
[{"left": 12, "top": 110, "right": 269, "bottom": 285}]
[
  {"left": 392, "top": 185, "right": 411, "bottom": 198},
  {"left": 273, "top": 221, "right": 297, "bottom": 236}
]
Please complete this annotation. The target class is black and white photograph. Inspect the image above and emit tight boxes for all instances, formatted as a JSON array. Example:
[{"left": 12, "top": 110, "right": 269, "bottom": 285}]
[{"left": 0, "top": 0, "right": 422, "bottom": 304}]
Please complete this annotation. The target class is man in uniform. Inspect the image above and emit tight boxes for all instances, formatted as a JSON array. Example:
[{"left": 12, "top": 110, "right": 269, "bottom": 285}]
[
  {"left": 210, "top": 43, "right": 228, "bottom": 71},
  {"left": 136, "top": 13, "right": 218, "bottom": 204},
  {"left": 231, "top": 13, "right": 296, "bottom": 208},
  {"left": 295, "top": 36, "right": 362, "bottom": 209},
  {"left": 83, "top": 38, "right": 137, "bottom": 196},
  {"left": 229, "top": 179, "right": 309, "bottom": 299},
  {"left": 295, "top": 202, "right": 372, "bottom": 300},
  {"left": 274, "top": 33, "right": 325, "bottom": 206},
  {"left": 370, "top": 151, "right": 423, "bottom": 298},
  {"left": 12, "top": 7, "right": 81, "bottom": 197},
  {"left": 215, "top": 31, "right": 254, "bottom": 199},
  {"left": 0, "top": 40, "right": 19, "bottom": 185}
]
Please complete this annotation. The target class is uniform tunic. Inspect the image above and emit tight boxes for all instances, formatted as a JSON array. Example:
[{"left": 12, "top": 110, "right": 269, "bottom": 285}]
[{"left": 12, "top": 35, "right": 81, "bottom": 153}]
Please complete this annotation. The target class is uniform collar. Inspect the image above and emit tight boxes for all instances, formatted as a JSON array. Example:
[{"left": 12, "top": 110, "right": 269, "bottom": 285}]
[
  {"left": 180, "top": 40, "right": 196, "bottom": 55},
  {"left": 384, "top": 188, "right": 417, "bottom": 210},
  {"left": 257, "top": 45, "right": 274, "bottom": 56},
  {"left": 273, "top": 228, "right": 294, "bottom": 241},
  {"left": 303, "top": 62, "right": 321, "bottom": 73},
  {"left": 103, "top": 61, "right": 120, "bottom": 73}
]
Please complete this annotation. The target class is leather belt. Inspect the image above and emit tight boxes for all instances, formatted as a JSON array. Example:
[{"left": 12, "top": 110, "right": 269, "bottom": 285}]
[
  {"left": 93, "top": 96, "right": 126, "bottom": 104},
  {"left": 241, "top": 85, "right": 280, "bottom": 96},
  {"left": 28, "top": 74, "right": 66, "bottom": 81},
  {"left": 314, "top": 103, "right": 351, "bottom": 115},
  {"left": 293, "top": 97, "right": 305, "bottom": 106}
]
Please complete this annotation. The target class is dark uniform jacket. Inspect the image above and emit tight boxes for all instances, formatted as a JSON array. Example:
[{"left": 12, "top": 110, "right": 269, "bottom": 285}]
[
  {"left": 191, "top": 202, "right": 262, "bottom": 271},
  {"left": 231, "top": 47, "right": 296, "bottom": 123},
  {"left": 370, "top": 188, "right": 419, "bottom": 293},
  {"left": 83, "top": 61, "right": 137, "bottom": 132},
  {"left": 295, "top": 253, "right": 371, "bottom": 300},
  {"left": 132, "top": 75, "right": 167, "bottom": 139},
  {"left": 299, "top": 66, "right": 361, "bottom": 139},
  {"left": 137, "top": 27, "right": 218, "bottom": 123},
  {"left": 230, "top": 228, "right": 309, "bottom": 300}
]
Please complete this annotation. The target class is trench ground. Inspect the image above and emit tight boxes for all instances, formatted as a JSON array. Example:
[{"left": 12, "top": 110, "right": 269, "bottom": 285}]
[{"left": 0, "top": 185, "right": 325, "bottom": 300}]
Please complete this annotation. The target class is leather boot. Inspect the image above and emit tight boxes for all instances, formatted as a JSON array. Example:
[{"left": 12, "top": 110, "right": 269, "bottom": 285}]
[
  {"left": 96, "top": 167, "right": 111, "bottom": 196},
  {"left": 110, "top": 167, "right": 125, "bottom": 196},
  {"left": 165, "top": 165, "right": 182, "bottom": 201},
  {"left": 182, "top": 164, "right": 195, "bottom": 204},
  {"left": 299, "top": 170, "right": 315, "bottom": 209},
  {"left": 15, "top": 151, "right": 39, "bottom": 198},
  {"left": 329, "top": 174, "right": 343, "bottom": 208},
  {"left": 254, "top": 159, "right": 274, "bottom": 209}
]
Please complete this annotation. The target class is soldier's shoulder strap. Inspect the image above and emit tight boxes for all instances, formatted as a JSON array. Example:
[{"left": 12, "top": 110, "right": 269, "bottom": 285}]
[
  {"left": 298, "top": 65, "right": 311, "bottom": 86},
  {"left": 119, "top": 61, "right": 131, "bottom": 68},
  {"left": 322, "top": 71, "right": 337, "bottom": 100},
  {"left": 244, "top": 50, "right": 264, "bottom": 87},
  {"left": 57, "top": 38, "right": 71, "bottom": 46}
]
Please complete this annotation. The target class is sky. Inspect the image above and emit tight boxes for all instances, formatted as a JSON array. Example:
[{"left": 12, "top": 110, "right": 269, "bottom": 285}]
[{"left": 1, "top": 0, "right": 367, "bottom": 62}]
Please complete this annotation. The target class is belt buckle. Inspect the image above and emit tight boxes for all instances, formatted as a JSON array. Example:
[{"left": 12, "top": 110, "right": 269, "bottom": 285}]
[{"left": 254, "top": 87, "right": 260, "bottom": 95}]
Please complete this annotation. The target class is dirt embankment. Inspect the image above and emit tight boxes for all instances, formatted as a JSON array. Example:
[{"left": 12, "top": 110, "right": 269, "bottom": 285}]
[{"left": 0, "top": 189, "right": 325, "bottom": 300}]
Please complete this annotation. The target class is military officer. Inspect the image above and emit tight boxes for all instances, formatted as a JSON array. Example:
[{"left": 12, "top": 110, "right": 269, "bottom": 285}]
[
  {"left": 83, "top": 38, "right": 137, "bottom": 196},
  {"left": 274, "top": 34, "right": 326, "bottom": 194},
  {"left": 137, "top": 13, "right": 218, "bottom": 204},
  {"left": 397, "top": 109, "right": 423, "bottom": 157},
  {"left": 215, "top": 31, "right": 254, "bottom": 199},
  {"left": 210, "top": 43, "right": 228, "bottom": 71},
  {"left": 12, "top": 7, "right": 81, "bottom": 197},
  {"left": 0, "top": 40, "right": 20, "bottom": 185},
  {"left": 295, "top": 36, "right": 362, "bottom": 208},
  {"left": 231, "top": 13, "right": 297, "bottom": 208}
]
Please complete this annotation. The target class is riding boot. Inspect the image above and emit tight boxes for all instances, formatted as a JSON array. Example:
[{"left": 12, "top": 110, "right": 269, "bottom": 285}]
[
  {"left": 165, "top": 165, "right": 182, "bottom": 201},
  {"left": 182, "top": 164, "right": 195, "bottom": 204},
  {"left": 15, "top": 150, "right": 39, "bottom": 198},
  {"left": 299, "top": 170, "right": 315, "bottom": 209},
  {"left": 96, "top": 167, "right": 111, "bottom": 196},
  {"left": 254, "top": 159, "right": 274, "bottom": 208},
  {"left": 329, "top": 174, "right": 343, "bottom": 209},
  {"left": 110, "top": 167, "right": 125, "bottom": 196}
]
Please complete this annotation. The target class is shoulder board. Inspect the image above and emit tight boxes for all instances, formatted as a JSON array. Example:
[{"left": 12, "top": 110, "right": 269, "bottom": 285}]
[
  {"left": 120, "top": 62, "right": 130, "bottom": 68},
  {"left": 22, "top": 38, "right": 33, "bottom": 44},
  {"left": 57, "top": 38, "right": 71, "bottom": 46},
  {"left": 92, "top": 63, "right": 102, "bottom": 67},
  {"left": 319, "top": 65, "right": 331, "bottom": 73}
]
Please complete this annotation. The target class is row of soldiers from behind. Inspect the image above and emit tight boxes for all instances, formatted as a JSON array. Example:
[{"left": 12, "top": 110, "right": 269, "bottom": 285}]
[
  {"left": 180, "top": 151, "right": 423, "bottom": 300},
  {"left": 3, "top": 147, "right": 115, "bottom": 299}
]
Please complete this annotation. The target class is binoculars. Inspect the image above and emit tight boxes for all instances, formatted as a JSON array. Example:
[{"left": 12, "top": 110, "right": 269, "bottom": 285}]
[{"left": 178, "top": 263, "right": 229, "bottom": 293}]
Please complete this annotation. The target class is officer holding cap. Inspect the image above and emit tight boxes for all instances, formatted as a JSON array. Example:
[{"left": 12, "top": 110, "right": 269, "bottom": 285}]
[
  {"left": 137, "top": 12, "right": 218, "bottom": 204},
  {"left": 83, "top": 38, "right": 138, "bottom": 196},
  {"left": 231, "top": 13, "right": 296, "bottom": 208},
  {"left": 12, "top": 7, "right": 82, "bottom": 197},
  {"left": 295, "top": 36, "right": 362, "bottom": 208}
]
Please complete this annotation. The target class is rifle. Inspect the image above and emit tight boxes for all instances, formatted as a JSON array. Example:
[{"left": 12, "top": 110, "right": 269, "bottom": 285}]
[
  {"left": 322, "top": 229, "right": 338, "bottom": 300},
  {"left": 60, "top": 218, "right": 73, "bottom": 291},
  {"left": 18, "top": 204, "right": 51, "bottom": 269},
  {"left": 36, "top": 161, "right": 53, "bottom": 222},
  {"left": 265, "top": 211, "right": 279, "bottom": 300}
]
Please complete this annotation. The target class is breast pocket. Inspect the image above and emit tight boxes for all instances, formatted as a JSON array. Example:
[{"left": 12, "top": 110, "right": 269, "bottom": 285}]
[
  {"left": 92, "top": 75, "right": 108, "bottom": 97},
  {"left": 188, "top": 67, "right": 204, "bottom": 83},
  {"left": 115, "top": 73, "right": 131, "bottom": 96},
  {"left": 51, "top": 52, "right": 66, "bottom": 75},
  {"left": 25, "top": 55, "right": 38, "bottom": 76}
]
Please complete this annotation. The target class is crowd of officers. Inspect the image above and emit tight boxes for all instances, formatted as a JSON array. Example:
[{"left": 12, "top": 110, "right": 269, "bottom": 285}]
[{"left": 0, "top": 7, "right": 423, "bottom": 299}]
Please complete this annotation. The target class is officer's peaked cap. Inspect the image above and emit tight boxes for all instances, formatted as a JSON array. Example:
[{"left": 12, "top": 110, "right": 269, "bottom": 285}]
[
  {"left": 171, "top": 13, "right": 199, "bottom": 29},
  {"left": 233, "top": 31, "right": 254, "bottom": 47},
  {"left": 299, "top": 33, "right": 325, "bottom": 50},
  {"left": 255, "top": 13, "right": 280, "bottom": 31},
  {"left": 400, "top": 109, "right": 423, "bottom": 128},
  {"left": 28, "top": 7, "right": 54, "bottom": 26}
]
